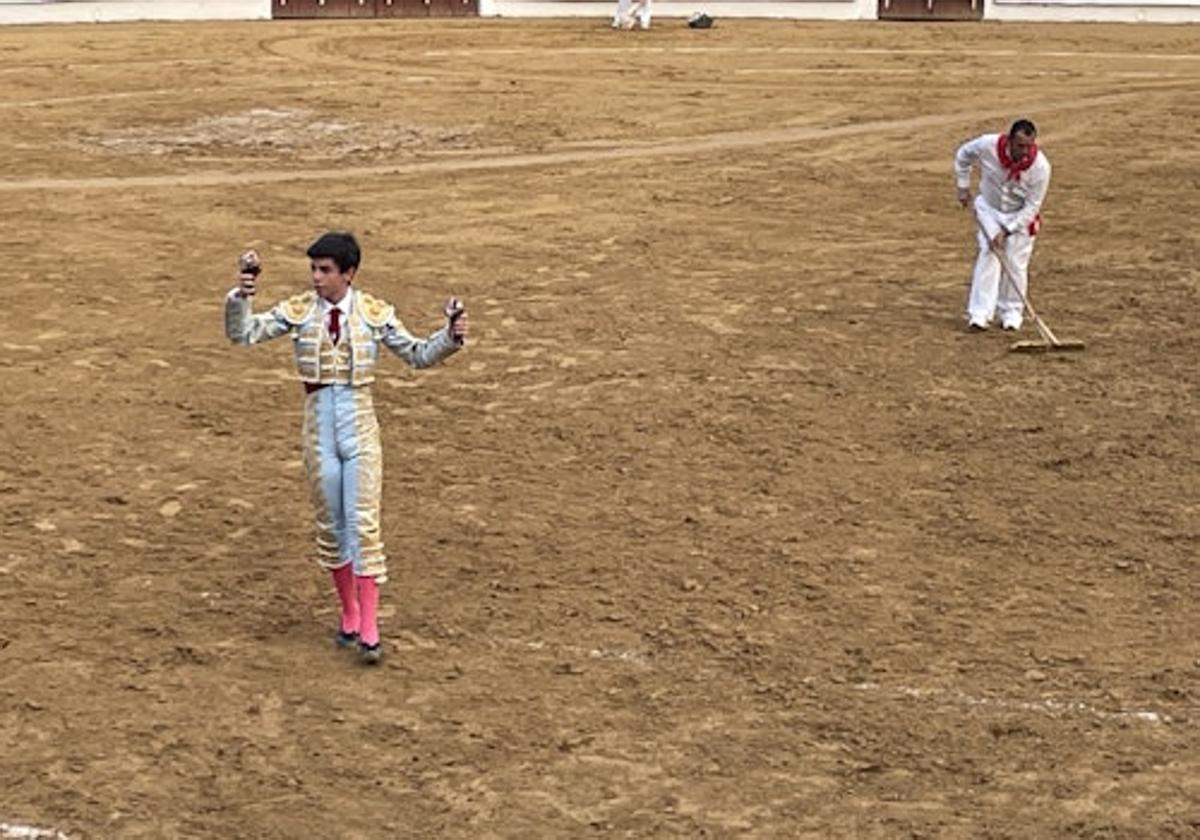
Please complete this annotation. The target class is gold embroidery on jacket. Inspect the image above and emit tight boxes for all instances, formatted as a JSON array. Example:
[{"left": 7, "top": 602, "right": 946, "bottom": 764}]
[
  {"left": 291, "top": 290, "right": 402, "bottom": 385},
  {"left": 280, "top": 290, "right": 317, "bottom": 325},
  {"left": 357, "top": 290, "right": 394, "bottom": 329}
]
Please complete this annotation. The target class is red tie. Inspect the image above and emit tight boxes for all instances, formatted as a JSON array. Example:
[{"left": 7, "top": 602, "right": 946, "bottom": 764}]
[{"left": 328, "top": 306, "right": 341, "bottom": 345}]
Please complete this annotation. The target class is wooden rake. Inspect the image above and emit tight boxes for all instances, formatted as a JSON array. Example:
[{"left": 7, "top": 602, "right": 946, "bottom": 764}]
[{"left": 978, "top": 218, "right": 1085, "bottom": 354}]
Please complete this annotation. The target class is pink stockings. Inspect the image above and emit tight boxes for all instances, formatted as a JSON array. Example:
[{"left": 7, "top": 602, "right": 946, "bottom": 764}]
[
  {"left": 330, "top": 565, "right": 380, "bottom": 646},
  {"left": 357, "top": 576, "right": 379, "bottom": 647}
]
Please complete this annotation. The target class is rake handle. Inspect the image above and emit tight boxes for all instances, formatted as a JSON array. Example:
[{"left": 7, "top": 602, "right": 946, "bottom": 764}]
[{"left": 975, "top": 215, "right": 1061, "bottom": 346}]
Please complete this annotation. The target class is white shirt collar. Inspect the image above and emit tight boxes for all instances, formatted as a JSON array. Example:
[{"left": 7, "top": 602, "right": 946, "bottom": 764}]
[{"left": 322, "top": 288, "right": 353, "bottom": 314}]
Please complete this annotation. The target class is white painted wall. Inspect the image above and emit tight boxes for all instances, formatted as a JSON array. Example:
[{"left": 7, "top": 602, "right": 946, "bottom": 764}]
[
  {"left": 481, "top": 0, "right": 875, "bottom": 19},
  {"left": 484, "top": 0, "right": 1200, "bottom": 20},
  {"left": 481, "top": 0, "right": 1200, "bottom": 19},
  {"left": 989, "top": 0, "right": 1200, "bottom": 22},
  {"left": 0, "top": 0, "right": 269, "bottom": 25},
  {"left": 0, "top": 0, "right": 1197, "bottom": 26}
]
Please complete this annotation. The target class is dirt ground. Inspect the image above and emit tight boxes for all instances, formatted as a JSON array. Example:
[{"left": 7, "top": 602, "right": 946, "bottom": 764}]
[{"left": 1, "top": 15, "right": 1198, "bottom": 840}]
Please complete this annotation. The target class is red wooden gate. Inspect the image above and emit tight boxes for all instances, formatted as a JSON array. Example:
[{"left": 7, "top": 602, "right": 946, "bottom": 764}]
[
  {"left": 274, "top": 0, "right": 477, "bottom": 18},
  {"left": 878, "top": 0, "right": 982, "bottom": 20}
]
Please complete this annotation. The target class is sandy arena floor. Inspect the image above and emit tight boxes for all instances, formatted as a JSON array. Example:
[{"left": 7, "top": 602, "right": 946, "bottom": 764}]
[{"left": 1, "top": 16, "right": 1198, "bottom": 840}]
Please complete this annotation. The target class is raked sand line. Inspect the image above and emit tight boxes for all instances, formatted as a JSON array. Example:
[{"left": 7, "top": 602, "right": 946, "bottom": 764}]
[{"left": 0, "top": 91, "right": 1148, "bottom": 193}]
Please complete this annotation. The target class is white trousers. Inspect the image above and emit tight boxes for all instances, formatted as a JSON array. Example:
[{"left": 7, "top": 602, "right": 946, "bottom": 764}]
[
  {"left": 968, "top": 196, "right": 1037, "bottom": 329},
  {"left": 613, "top": 0, "right": 651, "bottom": 28}
]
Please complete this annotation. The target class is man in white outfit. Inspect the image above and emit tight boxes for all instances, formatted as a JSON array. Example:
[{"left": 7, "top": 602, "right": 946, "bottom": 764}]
[
  {"left": 954, "top": 119, "right": 1051, "bottom": 331},
  {"left": 612, "top": 0, "right": 650, "bottom": 29}
]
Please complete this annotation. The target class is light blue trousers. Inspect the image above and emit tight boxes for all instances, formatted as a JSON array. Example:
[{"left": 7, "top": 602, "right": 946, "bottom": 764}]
[{"left": 301, "top": 385, "right": 387, "bottom": 581}]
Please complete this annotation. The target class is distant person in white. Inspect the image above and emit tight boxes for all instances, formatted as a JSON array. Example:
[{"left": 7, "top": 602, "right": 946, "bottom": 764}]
[
  {"left": 954, "top": 119, "right": 1051, "bottom": 331},
  {"left": 612, "top": 0, "right": 650, "bottom": 29}
]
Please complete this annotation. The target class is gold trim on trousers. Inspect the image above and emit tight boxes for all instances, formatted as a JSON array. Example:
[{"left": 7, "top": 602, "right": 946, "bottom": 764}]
[{"left": 301, "top": 384, "right": 387, "bottom": 582}]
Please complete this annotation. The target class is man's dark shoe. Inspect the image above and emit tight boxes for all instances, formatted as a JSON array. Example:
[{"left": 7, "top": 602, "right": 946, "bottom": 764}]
[
  {"left": 360, "top": 642, "right": 382, "bottom": 665},
  {"left": 335, "top": 630, "right": 360, "bottom": 649}
]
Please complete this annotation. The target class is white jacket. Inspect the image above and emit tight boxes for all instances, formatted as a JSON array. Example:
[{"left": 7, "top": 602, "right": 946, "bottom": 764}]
[
  {"left": 955, "top": 133, "right": 1051, "bottom": 236},
  {"left": 225, "top": 287, "right": 458, "bottom": 386}
]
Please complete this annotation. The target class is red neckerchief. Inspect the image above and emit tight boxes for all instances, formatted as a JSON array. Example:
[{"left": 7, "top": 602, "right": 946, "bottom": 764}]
[{"left": 997, "top": 133, "right": 1037, "bottom": 181}]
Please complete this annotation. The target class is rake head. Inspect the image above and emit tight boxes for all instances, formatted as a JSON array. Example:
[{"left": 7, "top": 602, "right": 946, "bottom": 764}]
[{"left": 1010, "top": 339, "right": 1086, "bottom": 354}]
